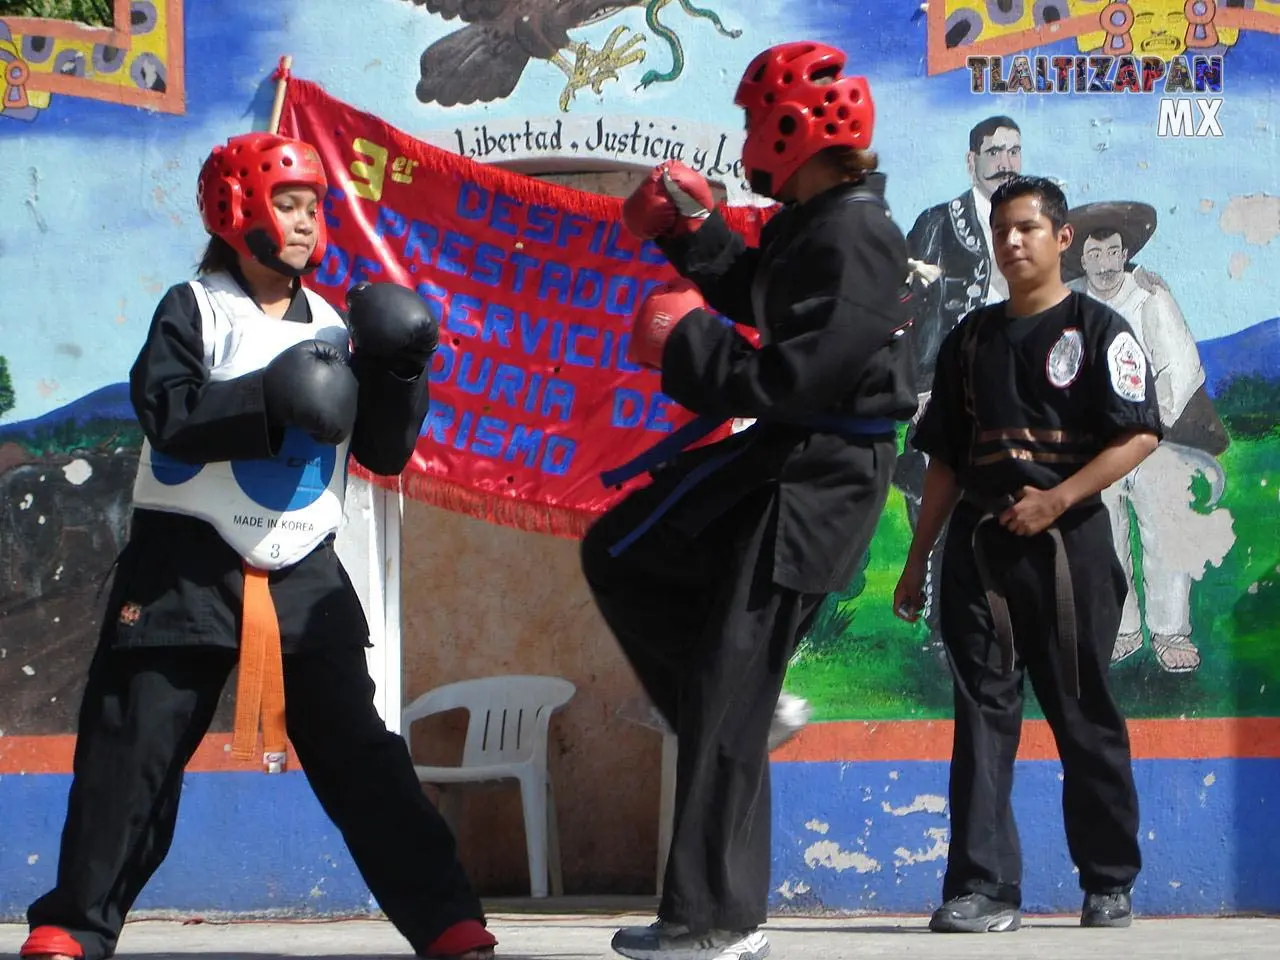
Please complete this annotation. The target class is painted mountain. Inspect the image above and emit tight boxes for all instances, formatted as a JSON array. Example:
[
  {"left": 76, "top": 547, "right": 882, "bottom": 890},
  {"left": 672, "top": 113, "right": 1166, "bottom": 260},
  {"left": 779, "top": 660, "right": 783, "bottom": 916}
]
[
  {"left": 1197, "top": 316, "right": 1280, "bottom": 438},
  {"left": 1199, "top": 316, "right": 1280, "bottom": 397},
  {"left": 0, "top": 382, "right": 135, "bottom": 447}
]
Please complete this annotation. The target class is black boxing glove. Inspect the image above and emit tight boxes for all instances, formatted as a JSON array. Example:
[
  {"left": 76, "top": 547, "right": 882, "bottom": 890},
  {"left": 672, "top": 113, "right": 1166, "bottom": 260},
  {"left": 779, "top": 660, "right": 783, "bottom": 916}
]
[
  {"left": 262, "top": 340, "right": 359, "bottom": 446},
  {"left": 346, "top": 281, "right": 439, "bottom": 379}
]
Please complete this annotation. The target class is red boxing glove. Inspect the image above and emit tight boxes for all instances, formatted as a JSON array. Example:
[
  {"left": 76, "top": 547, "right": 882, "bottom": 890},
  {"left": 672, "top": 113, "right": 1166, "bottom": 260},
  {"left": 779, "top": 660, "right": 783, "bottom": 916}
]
[
  {"left": 628, "top": 279, "right": 707, "bottom": 370},
  {"left": 621, "top": 160, "right": 716, "bottom": 241}
]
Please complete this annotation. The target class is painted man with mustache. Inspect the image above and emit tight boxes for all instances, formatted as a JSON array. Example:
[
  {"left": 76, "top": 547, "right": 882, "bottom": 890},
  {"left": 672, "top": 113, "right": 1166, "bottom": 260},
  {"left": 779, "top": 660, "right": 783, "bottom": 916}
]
[
  {"left": 897, "top": 115, "right": 1024, "bottom": 644},
  {"left": 1065, "top": 201, "right": 1235, "bottom": 675}
]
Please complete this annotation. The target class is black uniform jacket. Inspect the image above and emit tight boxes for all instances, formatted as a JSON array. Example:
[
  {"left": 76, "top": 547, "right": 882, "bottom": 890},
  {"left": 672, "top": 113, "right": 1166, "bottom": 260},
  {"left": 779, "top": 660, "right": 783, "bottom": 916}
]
[
  {"left": 647, "top": 173, "right": 918, "bottom": 594},
  {"left": 912, "top": 291, "right": 1163, "bottom": 508},
  {"left": 905, "top": 191, "right": 996, "bottom": 396},
  {"left": 106, "top": 266, "right": 430, "bottom": 652}
]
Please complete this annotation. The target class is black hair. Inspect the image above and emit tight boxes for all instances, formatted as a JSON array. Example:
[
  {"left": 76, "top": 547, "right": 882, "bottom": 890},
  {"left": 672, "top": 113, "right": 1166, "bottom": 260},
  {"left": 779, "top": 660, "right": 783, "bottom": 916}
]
[
  {"left": 989, "top": 175, "right": 1069, "bottom": 232},
  {"left": 196, "top": 234, "right": 239, "bottom": 276},
  {"left": 969, "top": 115, "right": 1020, "bottom": 152}
]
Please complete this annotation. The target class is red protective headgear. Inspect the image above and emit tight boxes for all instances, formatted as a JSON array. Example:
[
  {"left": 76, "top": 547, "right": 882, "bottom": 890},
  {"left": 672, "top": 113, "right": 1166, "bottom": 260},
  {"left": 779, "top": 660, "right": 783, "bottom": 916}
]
[
  {"left": 734, "top": 42, "right": 875, "bottom": 199},
  {"left": 197, "top": 132, "right": 329, "bottom": 274}
]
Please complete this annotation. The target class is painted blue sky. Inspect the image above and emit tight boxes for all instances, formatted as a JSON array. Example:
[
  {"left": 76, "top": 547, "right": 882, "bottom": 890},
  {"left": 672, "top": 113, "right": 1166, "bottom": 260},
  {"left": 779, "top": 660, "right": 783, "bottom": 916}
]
[{"left": 0, "top": 0, "right": 1276, "bottom": 422}]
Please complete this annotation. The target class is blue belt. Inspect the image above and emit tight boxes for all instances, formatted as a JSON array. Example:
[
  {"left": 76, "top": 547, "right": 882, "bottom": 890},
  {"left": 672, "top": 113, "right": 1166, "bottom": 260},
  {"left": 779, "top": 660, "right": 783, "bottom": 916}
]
[{"left": 600, "top": 411, "right": 897, "bottom": 556}]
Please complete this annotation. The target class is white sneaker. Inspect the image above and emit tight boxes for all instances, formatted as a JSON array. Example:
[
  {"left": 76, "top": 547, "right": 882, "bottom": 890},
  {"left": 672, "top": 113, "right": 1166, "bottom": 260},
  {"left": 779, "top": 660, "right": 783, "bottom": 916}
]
[
  {"left": 767, "top": 691, "right": 812, "bottom": 751},
  {"left": 611, "top": 921, "right": 770, "bottom": 960}
]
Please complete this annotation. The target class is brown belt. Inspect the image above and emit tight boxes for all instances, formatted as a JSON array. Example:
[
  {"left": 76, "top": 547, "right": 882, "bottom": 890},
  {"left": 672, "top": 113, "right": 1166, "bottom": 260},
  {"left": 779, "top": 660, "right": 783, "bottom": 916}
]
[
  {"left": 965, "top": 497, "right": 1081, "bottom": 699},
  {"left": 230, "top": 564, "right": 289, "bottom": 773}
]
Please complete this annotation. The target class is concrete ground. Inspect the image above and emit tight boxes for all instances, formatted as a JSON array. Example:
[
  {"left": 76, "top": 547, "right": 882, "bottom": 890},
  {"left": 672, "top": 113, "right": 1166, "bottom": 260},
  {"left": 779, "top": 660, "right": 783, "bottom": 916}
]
[{"left": 3, "top": 909, "right": 1278, "bottom": 960}]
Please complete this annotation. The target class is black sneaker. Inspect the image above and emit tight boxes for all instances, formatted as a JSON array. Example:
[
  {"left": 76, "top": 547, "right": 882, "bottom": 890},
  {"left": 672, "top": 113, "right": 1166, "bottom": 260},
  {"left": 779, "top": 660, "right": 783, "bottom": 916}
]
[
  {"left": 1082, "top": 891, "right": 1132, "bottom": 928},
  {"left": 928, "top": 892, "right": 1022, "bottom": 933}
]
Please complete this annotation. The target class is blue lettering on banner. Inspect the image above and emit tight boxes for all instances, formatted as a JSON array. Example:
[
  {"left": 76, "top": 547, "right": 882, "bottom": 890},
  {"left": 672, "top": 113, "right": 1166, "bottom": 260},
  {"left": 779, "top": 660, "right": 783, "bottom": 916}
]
[
  {"left": 449, "top": 182, "right": 666, "bottom": 267},
  {"left": 315, "top": 243, "right": 351, "bottom": 287},
  {"left": 405, "top": 219, "right": 439, "bottom": 266},
  {"left": 556, "top": 213, "right": 588, "bottom": 248},
  {"left": 638, "top": 239, "right": 667, "bottom": 265},
  {"left": 525, "top": 205, "right": 554, "bottom": 245},
  {"left": 457, "top": 182, "right": 488, "bottom": 221},
  {"left": 446, "top": 293, "right": 484, "bottom": 338},
  {"left": 571, "top": 269, "right": 604, "bottom": 310},
  {"left": 490, "top": 192, "right": 520, "bottom": 236},
  {"left": 566, "top": 324, "right": 596, "bottom": 368},
  {"left": 429, "top": 345, "right": 576, "bottom": 422},
  {"left": 602, "top": 222, "right": 634, "bottom": 263},
  {"left": 604, "top": 275, "right": 639, "bottom": 317},
  {"left": 616, "top": 334, "right": 643, "bottom": 373},
  {"left": 457, "top": 352, "right": 491, "bottom": 395},
  {"left": 438, "top": 231, "right": 472, "bottom": 276},
  {"left": 610, "top": 387, "right": 676, "bottom": 433},
  {"left": 349, "top": 255, "right": 383, "bottom": 287},
  {"left": 510, "top": 251, "right": 540, "bottom": 294},
  {"left": 423, "top": 400, "right": 577, "bottom": 476},
  {"left": 374, "top": 205, "right": 407, "bottom": 240},
  {"left": 518, "top": 314, "right": 548, "bottom": 356},
  {"left": 362, "top": 199, "right": 678, "bottom": 320},
  {"left": 481, "top": 303, "right": 514, "bottom": 347},
  {"left": 323, "top": 185, "right": 346, "bottom": 230},
  {"left": 473, "top": 243, "right": 505, "bottom": 287},
  {"left": 540, "top": 261, "right": 572, "bottom": 304}
]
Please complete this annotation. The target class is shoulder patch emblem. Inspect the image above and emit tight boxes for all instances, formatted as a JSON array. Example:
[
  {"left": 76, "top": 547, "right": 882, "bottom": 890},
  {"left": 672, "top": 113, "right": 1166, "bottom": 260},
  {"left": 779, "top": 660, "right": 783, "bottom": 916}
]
[
  {"left": 1046, "top": 327, "right": 1084, "bottom": 388},
  {"left": 1107, "top": 330, "right": 1148, "bottom": 402}
]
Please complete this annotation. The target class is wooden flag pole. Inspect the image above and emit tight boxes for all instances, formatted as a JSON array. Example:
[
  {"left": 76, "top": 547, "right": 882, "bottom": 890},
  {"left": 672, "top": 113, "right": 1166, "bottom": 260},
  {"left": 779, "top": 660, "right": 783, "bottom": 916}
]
[{"left": 268, "top": 55, "right": 293, "bottom": 134}]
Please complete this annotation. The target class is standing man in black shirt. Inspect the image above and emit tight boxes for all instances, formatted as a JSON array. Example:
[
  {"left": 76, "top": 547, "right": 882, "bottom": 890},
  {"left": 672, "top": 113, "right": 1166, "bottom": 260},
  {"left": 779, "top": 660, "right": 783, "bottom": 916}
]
[
  {"left": 894, "top": 175, "right": 1161, "bottom": 934},
  {"left": 20, "top": 132, "right": 496, "bottom": 960},
  {"left": 583, "top": 40, "right": 918, "bottom": 960}
]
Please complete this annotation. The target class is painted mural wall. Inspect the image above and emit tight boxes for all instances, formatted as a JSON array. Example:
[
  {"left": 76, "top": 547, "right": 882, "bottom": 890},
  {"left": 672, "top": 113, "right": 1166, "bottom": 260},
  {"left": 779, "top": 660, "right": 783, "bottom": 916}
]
[{"left": 1, "top": 0, "right": 1277, "bottom": 919}]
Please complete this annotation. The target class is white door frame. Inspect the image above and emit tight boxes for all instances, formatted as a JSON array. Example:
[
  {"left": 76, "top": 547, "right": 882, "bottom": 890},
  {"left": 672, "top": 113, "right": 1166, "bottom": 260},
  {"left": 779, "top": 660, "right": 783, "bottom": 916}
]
[{"left": 334, "top": 475, "right": 403, "bottom": 733}]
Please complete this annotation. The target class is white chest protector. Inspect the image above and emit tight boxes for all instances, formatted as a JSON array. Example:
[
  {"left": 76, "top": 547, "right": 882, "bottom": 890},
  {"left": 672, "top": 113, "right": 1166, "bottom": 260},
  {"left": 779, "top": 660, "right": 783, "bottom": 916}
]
[{"left": 131, "top": 271, "right": 352, "bottom": 571}]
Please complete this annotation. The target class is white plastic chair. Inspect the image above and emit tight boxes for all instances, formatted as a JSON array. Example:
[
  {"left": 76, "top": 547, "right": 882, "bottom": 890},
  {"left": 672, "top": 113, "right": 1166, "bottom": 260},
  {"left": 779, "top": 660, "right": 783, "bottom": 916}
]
[{"left": 401, "top": 675, "right": 576, "bottom": 898}]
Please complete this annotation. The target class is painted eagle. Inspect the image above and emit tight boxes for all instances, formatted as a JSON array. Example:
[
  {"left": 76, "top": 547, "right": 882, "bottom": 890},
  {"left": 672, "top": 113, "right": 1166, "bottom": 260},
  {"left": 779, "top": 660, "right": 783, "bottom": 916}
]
[{"left": 404, "top": 0, "right": 639, "bottom": 107}]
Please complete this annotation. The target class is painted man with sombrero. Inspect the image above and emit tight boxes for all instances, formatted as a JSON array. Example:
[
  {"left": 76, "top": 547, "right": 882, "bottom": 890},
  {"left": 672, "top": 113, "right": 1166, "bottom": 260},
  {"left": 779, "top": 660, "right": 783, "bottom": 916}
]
[{"left": 1065, "top": 200, "right": 1235, "bottom": 676}]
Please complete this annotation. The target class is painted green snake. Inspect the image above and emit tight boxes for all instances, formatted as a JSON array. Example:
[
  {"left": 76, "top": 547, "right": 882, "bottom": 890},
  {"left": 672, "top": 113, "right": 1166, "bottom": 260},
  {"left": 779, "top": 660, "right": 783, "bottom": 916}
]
[{"left": 636, "top": 0, "right": 742, "bottom": 90}]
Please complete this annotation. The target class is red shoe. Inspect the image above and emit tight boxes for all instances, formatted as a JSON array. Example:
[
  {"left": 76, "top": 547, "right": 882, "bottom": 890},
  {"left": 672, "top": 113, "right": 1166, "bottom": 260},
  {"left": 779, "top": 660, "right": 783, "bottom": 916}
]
[
  {"left": 419, "top": 920, "right": 497, "bottom": 959},
  {"left": 20, "top": 927, "right": 84, "bottom": 959}
]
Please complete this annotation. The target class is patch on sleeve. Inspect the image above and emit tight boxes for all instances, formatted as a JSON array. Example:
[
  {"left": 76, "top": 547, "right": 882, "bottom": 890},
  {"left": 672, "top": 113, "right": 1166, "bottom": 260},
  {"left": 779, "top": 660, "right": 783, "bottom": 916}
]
[
  {"left": 1046, "top": 327, "right": 1084, "bottom": 388},
  {"left": 1106, "top": 331, "right": 1148, "bottom": 402}
]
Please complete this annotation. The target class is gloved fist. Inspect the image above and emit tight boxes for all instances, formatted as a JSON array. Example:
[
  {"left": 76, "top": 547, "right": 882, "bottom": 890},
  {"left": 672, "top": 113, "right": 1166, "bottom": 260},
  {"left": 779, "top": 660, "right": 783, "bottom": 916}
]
[
  {"left": 621, "top": 160, "right": 715, "bottom": 241},
  {"left": 346, "top": 281, "right": 439, "bottom": 379},
  {"left": 628, "top": 279, "right": 707, "bottom": 370},
  {"left": 263, "top": 340, "right": 359, "bottom": 445}
]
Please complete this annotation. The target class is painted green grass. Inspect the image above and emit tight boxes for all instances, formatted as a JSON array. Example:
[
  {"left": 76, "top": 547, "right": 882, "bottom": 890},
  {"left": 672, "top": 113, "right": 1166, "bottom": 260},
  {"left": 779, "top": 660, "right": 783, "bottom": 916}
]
[{"left": 786, "top": 430, "right": 1280, "bottom": 721}]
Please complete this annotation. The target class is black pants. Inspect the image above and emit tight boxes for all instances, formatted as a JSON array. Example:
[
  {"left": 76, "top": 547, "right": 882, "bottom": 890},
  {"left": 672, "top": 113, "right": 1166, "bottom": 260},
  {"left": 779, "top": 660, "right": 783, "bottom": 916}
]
[
  {"left": 937, "top": 501, "right": 1142, "bottom": 907},
  {"left": 28, "top": 643, "right": 483, "bottom": 960},
  {"left": 582, "top": 485, "right": 824, "bottom": 935}
]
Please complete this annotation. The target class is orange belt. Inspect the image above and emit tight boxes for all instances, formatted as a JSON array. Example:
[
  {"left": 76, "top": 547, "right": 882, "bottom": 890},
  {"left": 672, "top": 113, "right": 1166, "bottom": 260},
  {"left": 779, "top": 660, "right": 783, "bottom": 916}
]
[{"left": 230, "top": 565, "right": 289, "bottom": 773}]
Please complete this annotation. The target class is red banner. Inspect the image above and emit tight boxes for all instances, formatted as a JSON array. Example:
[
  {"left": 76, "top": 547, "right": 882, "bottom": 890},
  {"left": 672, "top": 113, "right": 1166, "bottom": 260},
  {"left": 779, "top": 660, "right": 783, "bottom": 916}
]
[{"left": 277, "top": 76, "right": 772, "bottom": 539}]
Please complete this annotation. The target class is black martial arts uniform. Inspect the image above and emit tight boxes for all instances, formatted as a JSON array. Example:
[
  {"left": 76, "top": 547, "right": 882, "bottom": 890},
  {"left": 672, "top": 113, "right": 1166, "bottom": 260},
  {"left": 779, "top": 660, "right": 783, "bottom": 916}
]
[
  {"left": 911, "top": 290, "right": 1162, "bottom": 911},
  {"left": 582, "top": 174, "right": 917, "bottom": 934},
  {"left": 27, "top": 266, "right": 483, "bottom": 960}
]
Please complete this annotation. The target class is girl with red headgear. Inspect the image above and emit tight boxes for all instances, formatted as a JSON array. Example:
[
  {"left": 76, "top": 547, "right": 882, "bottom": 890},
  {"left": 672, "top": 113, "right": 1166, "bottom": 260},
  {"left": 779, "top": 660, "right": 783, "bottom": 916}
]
[
  {"left": 582, "top": 42, "right": 919, "bottom": 960},
  {"left": 19, "top": 132, "right": 497, "bottom": 960}
]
